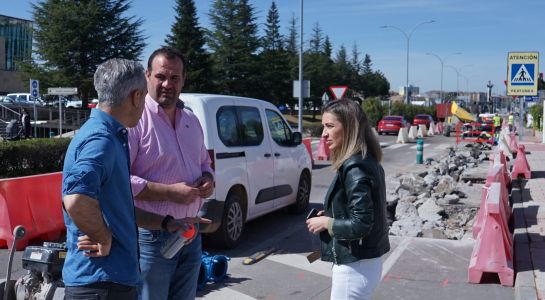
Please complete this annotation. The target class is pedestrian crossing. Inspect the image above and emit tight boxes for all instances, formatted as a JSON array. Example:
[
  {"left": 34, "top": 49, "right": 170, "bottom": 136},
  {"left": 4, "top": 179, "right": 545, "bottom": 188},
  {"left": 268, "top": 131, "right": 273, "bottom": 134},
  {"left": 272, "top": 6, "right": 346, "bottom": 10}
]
[{"left": 384, "top": 142, "right": 450, "bottom": 151}]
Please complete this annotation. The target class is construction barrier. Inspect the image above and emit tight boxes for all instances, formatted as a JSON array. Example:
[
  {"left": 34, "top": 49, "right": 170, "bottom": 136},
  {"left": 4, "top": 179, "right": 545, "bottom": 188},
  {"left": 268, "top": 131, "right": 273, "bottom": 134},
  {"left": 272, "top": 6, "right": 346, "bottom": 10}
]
[
  {"left": 396, "top": 127, "right": 409, "bottom": 144},
  {"left": 511, "top": 144, "right": 531, "bottom": 180},
  {"left": 436, "top": 122, "right": 443, "bottom": 134},
  {"left": 417, "top": 124, "right": 427, "bottom": 138},
  {"left": 408, "top": 126, "right": 418, "bottom": 142},
  {"left": 471, "top": 164, "right": 511, "bottom": 238},
  {"left": 0, "top": 172, "right": 65, "bottom": 250},
  {"left": 468, "top": 182, "right": 514, "bottom": 286},
  {"left": 508, "top": 132, "right": 518, "bottom": 154},
  {"left": 302, "top": 137, "right": 314, "bottom": 164},
  {"left": 316, "top": 137, "right": 330, "bottom": 160},
  {"left": 427, "top": 123, "right": 435, "bottom": 136}
]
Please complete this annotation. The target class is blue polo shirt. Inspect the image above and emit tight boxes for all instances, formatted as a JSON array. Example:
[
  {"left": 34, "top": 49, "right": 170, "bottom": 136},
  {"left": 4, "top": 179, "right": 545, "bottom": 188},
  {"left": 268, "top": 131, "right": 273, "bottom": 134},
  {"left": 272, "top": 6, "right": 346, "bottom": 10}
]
[{"left": 62, "top": 109, "right": 139, "bottom": 286}]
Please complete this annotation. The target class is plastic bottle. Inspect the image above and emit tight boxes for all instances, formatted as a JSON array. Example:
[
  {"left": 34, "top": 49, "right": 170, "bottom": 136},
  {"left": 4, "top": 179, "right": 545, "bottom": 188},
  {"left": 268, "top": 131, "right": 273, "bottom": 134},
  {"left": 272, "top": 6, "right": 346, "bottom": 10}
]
[{"left": 160, "top": 224, "right": 196, "bottom": 259}]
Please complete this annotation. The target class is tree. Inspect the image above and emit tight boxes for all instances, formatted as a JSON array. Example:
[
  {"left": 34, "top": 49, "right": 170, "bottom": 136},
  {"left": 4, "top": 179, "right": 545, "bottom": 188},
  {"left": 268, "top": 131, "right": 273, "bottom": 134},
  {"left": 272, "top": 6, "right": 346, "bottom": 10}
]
[
  {"left": 350, "top": 42, "right": 361, "bottom": 74},
  {"left": 165, "top": 0, "right": 214, "bottom": 92},
  {"left": 258, "top": 1, "right": 291, "bottom": 105},
  {"left": 309, "top": 22, "right": 323, "bottom": 54},
  {"left": 362, "top": 54, "right": 372, "bottom": 75},
  {"left": 285, "top": 13, "right": 298, "bottom": 55},
  {"left": 208, "top": 0, "right": 260, "bottom": 97},
  {"left": 30, "top": 0, "right": 145, "bottom": 104},
  {"left": 322, "top": 36, "right": 332, "bottom": 59}
]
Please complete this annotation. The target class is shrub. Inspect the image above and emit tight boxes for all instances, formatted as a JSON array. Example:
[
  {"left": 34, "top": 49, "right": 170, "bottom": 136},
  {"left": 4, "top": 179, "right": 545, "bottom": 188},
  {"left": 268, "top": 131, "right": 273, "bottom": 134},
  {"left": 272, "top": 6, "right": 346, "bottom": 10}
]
[{"left": 0, "top": 138, "right": 71, "bottom": 178}]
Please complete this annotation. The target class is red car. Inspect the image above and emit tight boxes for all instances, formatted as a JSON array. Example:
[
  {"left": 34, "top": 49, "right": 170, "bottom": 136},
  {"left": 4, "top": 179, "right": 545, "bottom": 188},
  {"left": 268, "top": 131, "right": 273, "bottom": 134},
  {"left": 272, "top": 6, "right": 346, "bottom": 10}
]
[
  {"left": 413, "top": 114, "right": 434, "bottom": 129},
  {"left": 377, "top": 116, "right": 409, "bottom": 135},
  {"left": 87, "top": 98, "right": 99, "bottom": 108}
]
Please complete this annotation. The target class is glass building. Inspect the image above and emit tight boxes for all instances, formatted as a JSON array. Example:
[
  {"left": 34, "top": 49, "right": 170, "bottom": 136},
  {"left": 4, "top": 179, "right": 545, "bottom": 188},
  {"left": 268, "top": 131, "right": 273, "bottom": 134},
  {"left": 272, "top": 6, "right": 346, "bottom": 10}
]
[{"left": 0, "top": 15, "right": 33, "bottom": 71}]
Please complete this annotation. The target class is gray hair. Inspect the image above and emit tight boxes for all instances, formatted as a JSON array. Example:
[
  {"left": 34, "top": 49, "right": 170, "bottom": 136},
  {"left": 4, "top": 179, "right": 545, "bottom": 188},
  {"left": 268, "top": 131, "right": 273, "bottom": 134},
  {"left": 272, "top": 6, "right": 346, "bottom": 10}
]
[{"left": 93, "top": 58, "right": 146, "bottom": 107}]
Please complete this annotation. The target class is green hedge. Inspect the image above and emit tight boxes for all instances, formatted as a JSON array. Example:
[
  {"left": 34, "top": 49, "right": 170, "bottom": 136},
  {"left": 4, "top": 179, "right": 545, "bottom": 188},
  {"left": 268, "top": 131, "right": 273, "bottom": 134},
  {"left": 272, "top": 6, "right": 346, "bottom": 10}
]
[{"left": 0, "top": 138, "right": 71, "bottom": 178}]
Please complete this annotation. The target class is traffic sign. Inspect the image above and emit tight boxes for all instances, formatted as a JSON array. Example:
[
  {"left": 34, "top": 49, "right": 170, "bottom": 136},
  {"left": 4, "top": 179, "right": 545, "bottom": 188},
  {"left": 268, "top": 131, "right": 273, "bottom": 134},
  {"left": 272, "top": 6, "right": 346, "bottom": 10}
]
[
  {"left": 329, "top": 86, "right": 348, "bottom": 100},
  {"left": 507, "top": 52, "right": 539, "bottom": 96},
  {"left": 30, "top": 79, "right": 39, "bottom": 98},
  {"left": 293, "top": 80, "right": 310, "bottom": 98},
  {"left": 47, "top": 87, "right": 78, "bottom": 95},
  {"left": 321, "top": 92, "right": 329, "bottom": 102}
]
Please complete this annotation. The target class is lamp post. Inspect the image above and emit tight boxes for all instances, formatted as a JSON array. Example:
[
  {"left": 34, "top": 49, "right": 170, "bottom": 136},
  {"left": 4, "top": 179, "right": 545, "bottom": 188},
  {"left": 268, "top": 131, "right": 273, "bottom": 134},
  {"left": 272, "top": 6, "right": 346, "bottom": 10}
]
[
  {"left": 487, "top": 80, "right": 494, "bottom": 113},
  {"left": 381, "top": 20, "right": 435, "bottom": 104},
  {"left": 426, "top": 52, "right": 461, "bottom": 104},
  {"left": 446, "top": 64, "right": 472, "bottom": 101},
  {"left": 297, "top": 0, "right": 304, "bottom": 132}
]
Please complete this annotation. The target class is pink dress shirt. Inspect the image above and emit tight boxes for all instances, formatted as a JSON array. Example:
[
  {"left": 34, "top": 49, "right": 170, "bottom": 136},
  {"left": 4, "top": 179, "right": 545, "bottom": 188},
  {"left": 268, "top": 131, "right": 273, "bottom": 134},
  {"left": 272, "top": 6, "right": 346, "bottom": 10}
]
[{"left": 128, "top": 95, "right": 214, "bottom": 219}]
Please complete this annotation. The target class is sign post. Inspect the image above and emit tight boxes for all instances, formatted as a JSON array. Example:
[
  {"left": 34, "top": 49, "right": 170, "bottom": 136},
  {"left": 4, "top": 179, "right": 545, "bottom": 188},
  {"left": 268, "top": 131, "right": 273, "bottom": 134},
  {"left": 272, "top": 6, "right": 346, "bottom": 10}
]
[
  {"left": 30, "top": 79, "right": 39, "bottom": 137},
  {"left": 507, "top": 52, "right": 539, "bottom": 142},
  {"left": 48, "top": 87, "right": 78, "bottom": 138}
]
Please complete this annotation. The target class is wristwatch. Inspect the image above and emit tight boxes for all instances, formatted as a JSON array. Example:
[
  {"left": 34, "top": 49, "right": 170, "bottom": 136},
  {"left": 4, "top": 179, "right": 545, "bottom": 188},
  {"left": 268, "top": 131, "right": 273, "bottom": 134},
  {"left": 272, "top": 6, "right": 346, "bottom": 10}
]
[{"left": 161, "top": 215, "right": 174, "bottom": 232}]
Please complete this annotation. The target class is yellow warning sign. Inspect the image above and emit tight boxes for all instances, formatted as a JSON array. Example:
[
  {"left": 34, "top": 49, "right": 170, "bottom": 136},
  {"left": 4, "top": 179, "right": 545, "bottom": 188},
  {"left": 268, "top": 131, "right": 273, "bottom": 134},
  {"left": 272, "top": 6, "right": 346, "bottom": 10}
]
[{"left": 507, "top": 51, "right": 539, "bottom": 96}]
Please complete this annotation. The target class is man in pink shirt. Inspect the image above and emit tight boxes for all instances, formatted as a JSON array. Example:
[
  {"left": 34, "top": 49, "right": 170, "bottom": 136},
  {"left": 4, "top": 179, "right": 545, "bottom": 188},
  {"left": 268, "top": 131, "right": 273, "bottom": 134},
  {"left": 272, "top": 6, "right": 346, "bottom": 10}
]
[{"left": 128, "top": 47, "right": 214, "bottom": 300}]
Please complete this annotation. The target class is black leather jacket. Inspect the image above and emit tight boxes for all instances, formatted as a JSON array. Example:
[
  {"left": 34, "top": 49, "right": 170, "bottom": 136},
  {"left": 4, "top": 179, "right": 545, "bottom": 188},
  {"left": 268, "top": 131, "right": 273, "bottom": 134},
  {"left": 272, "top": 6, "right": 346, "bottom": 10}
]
[{"left": 319, "top": 153, "right": 390, "bottom": 264}]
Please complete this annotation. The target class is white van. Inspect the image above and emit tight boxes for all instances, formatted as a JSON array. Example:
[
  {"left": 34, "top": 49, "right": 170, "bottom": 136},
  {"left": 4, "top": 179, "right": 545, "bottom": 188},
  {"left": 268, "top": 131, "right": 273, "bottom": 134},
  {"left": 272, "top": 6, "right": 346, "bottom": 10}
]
[
  {"left": 182, "top": 94, "right": 312, "bottom": 248},
  {"left": 6, "top": 93, "right": 43, "bottom": 107}
]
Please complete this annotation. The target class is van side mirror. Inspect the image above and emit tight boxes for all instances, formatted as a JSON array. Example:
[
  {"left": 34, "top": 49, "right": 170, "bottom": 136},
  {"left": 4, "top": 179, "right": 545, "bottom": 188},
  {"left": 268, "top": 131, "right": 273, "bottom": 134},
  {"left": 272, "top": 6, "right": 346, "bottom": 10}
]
[{"left": 291, "top": 132, "right": 302, "bottom": 145}]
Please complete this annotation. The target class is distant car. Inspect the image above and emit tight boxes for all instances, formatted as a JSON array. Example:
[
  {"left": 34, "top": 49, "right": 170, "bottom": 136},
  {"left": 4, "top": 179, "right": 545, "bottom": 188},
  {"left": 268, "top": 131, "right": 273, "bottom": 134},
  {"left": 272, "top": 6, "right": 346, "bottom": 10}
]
[
  {"left": 413, "top": 114, "right": 434, "bottom": 129},
  {"left": 6, "top": 93, "right": 44, "bottom": 107},
  {"left": 377, "top": 116, "right": 409, "bottom": 135},
  {"left": 0, "top": 95, "right": 15, "bottom": 104},
  {"left": 65, "top": 98, "right": 82, "bottom": 108},
  {"left": 88, "top": 98, "right": 99, "bottom": 108}
]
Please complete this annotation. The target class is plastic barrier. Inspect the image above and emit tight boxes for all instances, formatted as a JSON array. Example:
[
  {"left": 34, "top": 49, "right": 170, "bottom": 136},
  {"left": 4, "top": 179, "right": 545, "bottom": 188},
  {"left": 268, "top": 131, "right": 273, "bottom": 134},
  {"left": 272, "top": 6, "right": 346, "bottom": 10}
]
[
  {"left": 511, "top": 144, "right": 531, "bottom": 180},
  {"left": 396, "top": 127, "right": 409, "bottom": 144},
  {"left": 468, "top": 183, "right": 514, "bottom": 286},
  {"left": 427, "top": 123, "right": 435, "bottom": 136},
  {"left": 302, "top": 138, "right": 314, "bottom": 164},
  {"left": 417, "top": 124, "right": 427, "bottom": 138},
  {"left": 497, "top": 133, "right": 514, "bottom": 160},
  {"left": 472, "top": 164, "right": 511, "bottom": 238},
  {"left": 316, "top": 137, "right": 330, "bottom": 160},
  {"left": 197, "top": 252, "right": 231, "bottom": 290},
  {"left": 408, "top": 126, "right": 418, "bottom": 142},
  {"left": 436, "top": 122, "right": 443, "bottom": 134},
  {"left": 0, "top": 172, "right": 65, "bottom": 250},
  {"left": 508, "top": 132, "right": 518, "bottom": 155}
]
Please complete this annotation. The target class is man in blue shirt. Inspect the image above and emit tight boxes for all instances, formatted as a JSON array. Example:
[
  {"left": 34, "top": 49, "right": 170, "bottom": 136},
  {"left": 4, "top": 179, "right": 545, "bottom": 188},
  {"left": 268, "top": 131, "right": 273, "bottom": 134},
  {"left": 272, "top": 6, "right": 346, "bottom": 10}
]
[{"left": 62, "top": 58, "right": 209, "bottom": 299}]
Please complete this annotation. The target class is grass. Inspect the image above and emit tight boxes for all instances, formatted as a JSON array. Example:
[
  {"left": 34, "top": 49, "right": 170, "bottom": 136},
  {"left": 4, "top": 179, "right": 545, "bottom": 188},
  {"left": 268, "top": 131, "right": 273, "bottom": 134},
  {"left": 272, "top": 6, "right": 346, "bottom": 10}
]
[{"left": 283, "top": 114, "right": 322, "bottom": 127}]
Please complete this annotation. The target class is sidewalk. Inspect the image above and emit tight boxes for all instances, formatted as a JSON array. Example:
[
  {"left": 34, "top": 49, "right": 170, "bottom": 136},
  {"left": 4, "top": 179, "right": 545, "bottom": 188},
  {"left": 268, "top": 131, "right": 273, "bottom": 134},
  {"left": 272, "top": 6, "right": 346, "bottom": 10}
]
[{"left": 513, "top": 127, "right": 545, "bottom": 300}]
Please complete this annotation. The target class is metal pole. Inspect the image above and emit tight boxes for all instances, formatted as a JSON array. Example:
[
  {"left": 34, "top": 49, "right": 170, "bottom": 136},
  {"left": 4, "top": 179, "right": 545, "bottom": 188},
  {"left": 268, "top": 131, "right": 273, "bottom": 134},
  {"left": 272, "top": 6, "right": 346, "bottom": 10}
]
[
  {"left": 33, "top": 99, "right": 37, "bottom": 137},
  {"left": 519, "top": 96, "right": 524, "bottom": 141},
  {"left": 58, "top": 96, "right": 62, "bottom": 138},
  {"left": 405, "top": 37, "right": 409, "bottom": 104},
  {"left": 297, "top": 0, "right": 304, "bottom": 133}
]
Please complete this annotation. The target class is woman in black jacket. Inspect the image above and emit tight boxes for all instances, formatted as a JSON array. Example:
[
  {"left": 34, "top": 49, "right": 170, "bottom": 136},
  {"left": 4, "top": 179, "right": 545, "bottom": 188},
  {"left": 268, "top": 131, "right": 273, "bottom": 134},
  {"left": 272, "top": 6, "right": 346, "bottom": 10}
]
[{"left": 307, "top": 100, "right": 390, "bottom": 299}]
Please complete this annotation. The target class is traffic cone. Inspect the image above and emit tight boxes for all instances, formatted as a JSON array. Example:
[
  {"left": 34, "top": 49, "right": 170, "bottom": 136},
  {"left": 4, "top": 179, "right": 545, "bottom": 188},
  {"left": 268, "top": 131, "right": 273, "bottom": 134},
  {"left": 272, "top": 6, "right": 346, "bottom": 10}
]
[{"left": 511, "top": 145, "right": 531, "bottom": 180}]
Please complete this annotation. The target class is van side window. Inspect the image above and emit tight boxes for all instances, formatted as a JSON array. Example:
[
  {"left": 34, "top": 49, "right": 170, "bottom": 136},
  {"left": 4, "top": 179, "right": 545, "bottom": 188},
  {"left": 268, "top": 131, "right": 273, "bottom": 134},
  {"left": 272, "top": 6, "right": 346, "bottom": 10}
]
[
  {"left": 217, "top": 107, "right": 240, "bottom": 147},
  {"left": 236, "top": 106, "right": 263, "bottom": 146},
  {"left": 265, "top": 109, "right": 292, "bottom": 146}
]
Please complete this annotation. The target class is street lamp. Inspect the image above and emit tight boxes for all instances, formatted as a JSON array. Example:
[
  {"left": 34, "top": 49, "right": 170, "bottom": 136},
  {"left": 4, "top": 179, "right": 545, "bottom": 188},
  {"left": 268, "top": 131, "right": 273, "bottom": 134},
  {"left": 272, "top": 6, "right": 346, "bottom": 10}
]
[
  {"left": 446, "top": 64, "right": 472, "bottom": 100},
  {"left": 381, "top": 20, "right": 436, "bottom": 104},
  {"left": 425, "top": 52, "right": 461, "bottom": 104},
  {"left": 297, "top": 0, "right": 304, "bottom": 132}
]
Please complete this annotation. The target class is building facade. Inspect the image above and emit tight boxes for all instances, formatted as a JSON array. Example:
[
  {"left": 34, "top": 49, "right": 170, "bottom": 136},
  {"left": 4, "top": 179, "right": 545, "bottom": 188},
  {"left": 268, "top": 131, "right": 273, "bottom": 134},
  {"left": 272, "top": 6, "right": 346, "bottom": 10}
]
[{"left": 0, "top": 14, "right": 33, "bottom": 94}]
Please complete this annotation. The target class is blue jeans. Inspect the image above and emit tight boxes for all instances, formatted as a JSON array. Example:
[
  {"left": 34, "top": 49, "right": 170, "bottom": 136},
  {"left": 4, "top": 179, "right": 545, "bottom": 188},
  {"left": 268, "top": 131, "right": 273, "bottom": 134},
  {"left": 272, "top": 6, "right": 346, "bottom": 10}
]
[{"left": 137, "top": 228, "right": 202, "bottom": 300}]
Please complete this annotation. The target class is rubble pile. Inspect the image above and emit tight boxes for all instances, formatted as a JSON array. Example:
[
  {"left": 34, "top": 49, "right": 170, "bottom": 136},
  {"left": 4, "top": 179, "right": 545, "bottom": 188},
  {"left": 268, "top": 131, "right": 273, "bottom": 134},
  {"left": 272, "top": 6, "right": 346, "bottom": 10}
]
[{"left": 386, "top": 143, "right": 492, "bottom": 240}]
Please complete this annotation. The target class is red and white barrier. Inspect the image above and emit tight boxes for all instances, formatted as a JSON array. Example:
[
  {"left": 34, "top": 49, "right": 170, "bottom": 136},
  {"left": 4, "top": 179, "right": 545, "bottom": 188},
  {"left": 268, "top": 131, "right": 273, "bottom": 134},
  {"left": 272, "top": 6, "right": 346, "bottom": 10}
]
[
  {"left": 511, "top": 144, "right": 531, "bottom": 180},
  {"left": 316, "top": 137, "right": 330, "bottom": 160},
  {"left": 468, "top": 182, "right": 514, "bottom": 286}
]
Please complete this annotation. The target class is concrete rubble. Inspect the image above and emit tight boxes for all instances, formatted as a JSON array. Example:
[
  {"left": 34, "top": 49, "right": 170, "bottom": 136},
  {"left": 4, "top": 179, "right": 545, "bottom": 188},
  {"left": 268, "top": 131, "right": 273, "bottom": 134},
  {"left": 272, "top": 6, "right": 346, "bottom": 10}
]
[{"left": 386, "top": 142, "right": 492, "bottom": 240}]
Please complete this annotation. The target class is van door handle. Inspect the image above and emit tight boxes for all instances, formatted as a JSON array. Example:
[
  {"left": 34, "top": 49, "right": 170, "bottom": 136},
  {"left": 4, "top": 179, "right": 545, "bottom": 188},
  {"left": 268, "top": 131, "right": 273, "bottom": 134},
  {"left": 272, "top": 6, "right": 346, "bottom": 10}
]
[
  {"left": 264, "top": 153, "right": 271, "bottom": 157},
  {"left": 274, "top": 153, "right": 280, "bottom": 157}
]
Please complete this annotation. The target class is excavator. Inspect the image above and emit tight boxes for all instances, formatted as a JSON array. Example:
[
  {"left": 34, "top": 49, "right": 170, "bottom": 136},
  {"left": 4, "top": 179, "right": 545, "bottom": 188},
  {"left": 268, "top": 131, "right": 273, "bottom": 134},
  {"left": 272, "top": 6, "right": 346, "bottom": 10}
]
[{"left": 443, "top": 101, "right": 476, "bottom": 137}]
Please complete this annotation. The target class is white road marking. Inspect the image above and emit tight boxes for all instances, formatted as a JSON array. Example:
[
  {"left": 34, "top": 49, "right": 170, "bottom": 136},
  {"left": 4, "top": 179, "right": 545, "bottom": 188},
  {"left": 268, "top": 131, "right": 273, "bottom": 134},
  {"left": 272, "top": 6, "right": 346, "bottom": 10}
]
[
  {"left": 266, "top": 253, "right": 333, "bottom": 277},
  {"left": 386, "top": 143, "right": 409, "bottom": 150},
  {"left": 201, "top": 287, "right": 258, "bottom": 300},
  {"left": 381, "top": 237, "right": 411, "bottom": 279}
]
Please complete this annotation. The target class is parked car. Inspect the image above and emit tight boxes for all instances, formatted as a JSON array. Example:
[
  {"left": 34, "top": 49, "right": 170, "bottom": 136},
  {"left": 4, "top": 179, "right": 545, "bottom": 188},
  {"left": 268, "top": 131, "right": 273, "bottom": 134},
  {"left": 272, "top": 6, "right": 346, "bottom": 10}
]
[
  {"left": 181, "top": 93, "right": 312, "bottom": 248},
  {"left": 413, "top": 114, "right": 434, "bottom": 129},
  {"left": 87, "top": 98, "right": 99, "bottom": 108},
  {"left": 0, "top": 95, "right": 15, "bottom": 104},
  {"left": 64, "top": 96, "right": 82, "bottom": 108},
  {"left": 6, "top": 93, "right": 44, "bottom": 107},
  {"left": 377, "top": 115, "right": 409, "bottom": 135}
]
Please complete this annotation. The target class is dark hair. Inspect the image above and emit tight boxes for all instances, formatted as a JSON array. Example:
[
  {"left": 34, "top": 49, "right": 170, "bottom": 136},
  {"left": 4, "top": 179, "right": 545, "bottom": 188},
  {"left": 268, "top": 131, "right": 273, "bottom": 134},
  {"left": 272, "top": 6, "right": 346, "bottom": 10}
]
[
  {"left": 147, "top": 47, "right": 187, "bottom": 76},
  {"left": 322, "top": 100, "right": 383, "bottom": 169}
]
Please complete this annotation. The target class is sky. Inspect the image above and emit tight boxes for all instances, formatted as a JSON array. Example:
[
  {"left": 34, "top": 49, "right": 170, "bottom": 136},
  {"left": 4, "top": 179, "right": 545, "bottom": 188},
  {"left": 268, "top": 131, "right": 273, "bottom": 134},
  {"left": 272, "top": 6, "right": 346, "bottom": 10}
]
[{"left": 3, "top": 0, "right": 545, "bottom": 96}]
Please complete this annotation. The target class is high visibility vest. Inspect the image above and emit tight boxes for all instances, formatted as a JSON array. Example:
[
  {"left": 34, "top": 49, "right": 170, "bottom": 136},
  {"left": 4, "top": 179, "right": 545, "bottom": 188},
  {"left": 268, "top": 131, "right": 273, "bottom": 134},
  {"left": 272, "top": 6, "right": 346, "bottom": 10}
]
[
  {"left": 493, "top": 116, "right": 501, "bottom": 127},
  {"left": 508, "top": 115, "right": 514, "bottom": 125}
]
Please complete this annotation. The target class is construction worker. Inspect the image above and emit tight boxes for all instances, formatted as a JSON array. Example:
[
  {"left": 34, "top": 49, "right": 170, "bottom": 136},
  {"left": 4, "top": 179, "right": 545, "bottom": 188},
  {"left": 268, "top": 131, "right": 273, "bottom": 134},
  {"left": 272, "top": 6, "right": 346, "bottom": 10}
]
[
  {"left": 493, "top": 113, "right": 501, "bottom": 138},
  {"left": 508, "top": 113, "right": 514, "bottom": 132}
]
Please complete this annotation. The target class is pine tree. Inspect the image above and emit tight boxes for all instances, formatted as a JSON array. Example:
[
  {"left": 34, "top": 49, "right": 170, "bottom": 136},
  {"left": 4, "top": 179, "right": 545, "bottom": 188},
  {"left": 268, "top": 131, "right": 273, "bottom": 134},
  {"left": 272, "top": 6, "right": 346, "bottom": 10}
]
[
  {"left": 286, "top": 14, "right": 298, "bottom": 55},
  {"left": 362, "top": 54, "right": 373, "bottom": 75},
  {"left": 165, "top": 0, "right": 214, "bottom": 92},
  {"left": 350, "top": 42, "right": 361, "bottom": 74},
  {"left": 323, "top": 36, "right": 332, "bottom": 58},
  {"left": 208, "top": 0, "right": 260, "bottom": 97},
  {"left": 30, "top": 0, "right": 145, "bottom": 103},
  {"left": 309, "top": 22, "right": 323, "bottom": 54},
  {"left": 258, "top": 1, "right": 291, "bottom": 105}
]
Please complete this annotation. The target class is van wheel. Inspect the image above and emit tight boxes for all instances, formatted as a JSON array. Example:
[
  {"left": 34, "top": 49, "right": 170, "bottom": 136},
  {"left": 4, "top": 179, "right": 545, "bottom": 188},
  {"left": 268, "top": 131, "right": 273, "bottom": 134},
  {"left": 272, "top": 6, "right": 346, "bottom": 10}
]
[
  {"left": 212, "top": 193, "right": 244, "bottom": 249},
  {"left": 289, "top": 172, "right": 311, "bottom": 214}
]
